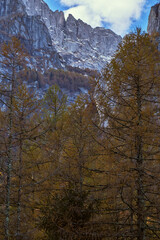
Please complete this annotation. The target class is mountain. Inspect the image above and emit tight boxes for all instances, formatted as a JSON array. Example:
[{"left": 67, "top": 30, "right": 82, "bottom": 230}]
[
  {"left": 0, "top": 0, "right": 122, "bottom": 71},
  {"left": 147, "top": 3, "right": 160, "bottom": 34},
  {"left": 147, "top": 3, "right": 160, "bottom": 49}
]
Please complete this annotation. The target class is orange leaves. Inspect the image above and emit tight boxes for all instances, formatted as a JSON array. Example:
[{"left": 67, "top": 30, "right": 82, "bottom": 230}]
[{"left": 1, "top": 37, "right": 28, "bottom": 69}]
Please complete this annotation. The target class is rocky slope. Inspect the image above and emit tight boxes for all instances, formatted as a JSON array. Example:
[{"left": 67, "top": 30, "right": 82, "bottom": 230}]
[{"left": 0, "top": 0, "right": 122, "bottom": 71}]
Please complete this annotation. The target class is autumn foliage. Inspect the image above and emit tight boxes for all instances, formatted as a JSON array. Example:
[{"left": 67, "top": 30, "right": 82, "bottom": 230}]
[{"left": 0, "top": 30, "right": 160, "bottom": 240}]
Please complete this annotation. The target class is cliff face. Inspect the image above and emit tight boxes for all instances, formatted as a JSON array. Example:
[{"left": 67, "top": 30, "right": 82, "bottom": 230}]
[
  {"left": 0, "top": 0, "right": 63, "bottom": 70},
  {"left": 0, "top": 0, "right": 26, "bottom": 17},
  {"left": 147, "top": 3, "right": 160, "bottom": 34},
  {"left": 0, "top": 0, "right": 122, "bottom": 70},
  {"left": 147, "top": 3, "right": 160, "bottom": 50},
  {"left": 60, "top": 16, "right": 121, "bottom": 70}
]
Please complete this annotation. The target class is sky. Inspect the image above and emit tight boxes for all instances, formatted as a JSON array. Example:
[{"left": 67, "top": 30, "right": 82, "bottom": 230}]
[{"left": 44, "top": 0, "right": 159, "bottom": 36}]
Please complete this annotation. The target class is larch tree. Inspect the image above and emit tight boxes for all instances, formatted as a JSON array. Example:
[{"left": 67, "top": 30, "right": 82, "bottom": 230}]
[
  {"left": 12, "top": 84, "right": 41, "bottom": 239},
  {"left": 38, "top": 94, "right": 104, "bottom": 240},
  {"left": 32, "top": 84, "right": 69, "bottom": 232},
  {"left": 43, "top": 84, "right": 67, "bottom": 130},
  {"left": 40, "top": 84, "right": 68, "bottom": 184},
  {"left": 96, "top": 29, "right": 160, "bottom": 239},
  {"left": 0, "top": 37, "right": 28, "bottom": 239}
]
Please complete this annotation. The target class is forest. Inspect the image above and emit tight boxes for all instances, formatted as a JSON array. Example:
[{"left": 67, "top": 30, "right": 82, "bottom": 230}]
[
  {"left": 19, "top": 66, "right": 96, "bottom": 93},
  {"left": 0, "top": 29, "right": 160, "bottom": 240}
]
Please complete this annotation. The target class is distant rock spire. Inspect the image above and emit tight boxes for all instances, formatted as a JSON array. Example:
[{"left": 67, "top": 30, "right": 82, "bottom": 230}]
[{"left": 147, "top": 3, "right": 160, "bottom": 34}]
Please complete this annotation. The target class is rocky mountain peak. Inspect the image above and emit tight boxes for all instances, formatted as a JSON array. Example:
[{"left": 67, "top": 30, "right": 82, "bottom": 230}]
[
  {"left": 147, "top": 3, "right": 160, "bottom": 34},
  {"left": 21, "top": 0, "right": 65, "bottom": 31},
  {"left": 0, "top": 0, "right": 122, "bottom": 70}
]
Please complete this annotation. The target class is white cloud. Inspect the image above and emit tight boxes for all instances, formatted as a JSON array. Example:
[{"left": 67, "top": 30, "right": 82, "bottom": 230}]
[{"left": 60, "top": 0, "right": 146, "bottom": 35}]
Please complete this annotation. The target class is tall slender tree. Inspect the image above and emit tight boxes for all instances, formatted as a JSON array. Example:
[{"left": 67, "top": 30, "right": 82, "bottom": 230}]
[
  {"left": 96, "top": 29, "right": 160, "bottom": 239},
  {"left": 0, "top": 37, "right": 28, "bottom": 240},
  {"left": 12, "top": 84, "right": 41, "bottom": 239}
]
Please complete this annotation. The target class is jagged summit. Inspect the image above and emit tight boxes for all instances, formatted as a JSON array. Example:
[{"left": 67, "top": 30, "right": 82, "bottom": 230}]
[
  {"left": 21, "top": 0, "right": 65, "bottom": 30},
  {"left": 0, "top": 0, "right": 122, "bottom": 70}
]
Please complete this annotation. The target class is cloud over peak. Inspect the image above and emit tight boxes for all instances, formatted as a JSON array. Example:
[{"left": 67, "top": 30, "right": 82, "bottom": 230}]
[{"left": 61, "top": 0, "right": 146, "bottom": 35}]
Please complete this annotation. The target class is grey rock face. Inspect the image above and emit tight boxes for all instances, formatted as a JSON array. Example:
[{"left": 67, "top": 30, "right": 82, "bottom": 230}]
[
  {"left": 21, "top": 0, "right": 65, "bottom": 41},
  {"left": 0, "top": 0, "right": 26, "bottom": 17},
  {"left": 0, "top": 13, "right": 62, "bottom": 70},
  {"left": 0, "top": 0, "right": 122, "bottom": 70},
  {"left": 147, "top": 3, "right": 160, "bottom": 50},
  {"left": 0, "top": 14, "right": 50, "bottom": 50},
  {"left": 57, "top": 14, "right": 121, "bottom": 70},
  {"left": 147, "top": 3, "right": 160, "bottom": 34}
]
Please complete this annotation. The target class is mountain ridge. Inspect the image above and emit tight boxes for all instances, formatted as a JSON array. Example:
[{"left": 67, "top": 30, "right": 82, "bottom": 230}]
[{"left": 0, "top": 0, "right": 122, "bottom": 71}]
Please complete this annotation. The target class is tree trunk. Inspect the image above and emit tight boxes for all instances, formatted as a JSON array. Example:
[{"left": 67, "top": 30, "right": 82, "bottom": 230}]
[
  {"left": 5, "top": 67, "right": 15, "bottom": 240},
  {"left": 136, "top": 78, "right": 145, "bottom": 240},
  {"left": 16, "top": 135, "right": 23, "bottom": 239}
]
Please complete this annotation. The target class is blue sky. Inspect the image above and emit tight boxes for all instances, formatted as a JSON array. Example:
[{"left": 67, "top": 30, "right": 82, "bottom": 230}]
[{"left": 44, "top": 0, "right": 159, "bottom": 36}]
